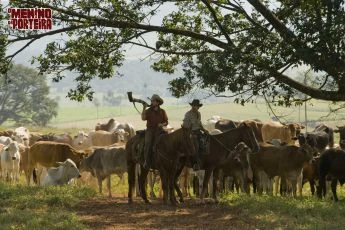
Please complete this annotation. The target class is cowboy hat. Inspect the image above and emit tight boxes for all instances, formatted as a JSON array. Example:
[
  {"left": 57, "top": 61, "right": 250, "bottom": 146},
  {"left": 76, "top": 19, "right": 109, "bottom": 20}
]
[
  {"left": 189, "top": 99, "right": 203, "bottom": 107},
  {"left": 148, "top": 94, "right": 164, "bottom": 105}
]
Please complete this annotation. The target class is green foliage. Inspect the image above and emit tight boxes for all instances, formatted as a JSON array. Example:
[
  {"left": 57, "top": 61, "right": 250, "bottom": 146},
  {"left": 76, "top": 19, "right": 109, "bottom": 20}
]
[
  {"left": 0, "top": 183, "right": 96, "bottom": 230},
  {"left": 4, "top": 0, "right": 345, "bottom": 104},
  {"left": 0, "top": 64, "right": 58, "bottom": 126}
]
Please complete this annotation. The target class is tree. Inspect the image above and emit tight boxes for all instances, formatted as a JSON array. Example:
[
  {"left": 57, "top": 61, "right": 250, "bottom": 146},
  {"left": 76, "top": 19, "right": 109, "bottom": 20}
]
[
  {"left": 2, "top": 0, "right": 345, "bottom": 106},
  {"left": 0, "top": 64, "right": 58, "bottom": 126}
]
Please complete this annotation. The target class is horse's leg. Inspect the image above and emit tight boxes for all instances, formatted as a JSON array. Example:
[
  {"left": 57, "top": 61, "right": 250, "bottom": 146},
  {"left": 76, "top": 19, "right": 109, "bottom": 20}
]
[
  {"left": 175, "top": 164, "right": 185, "bottom": 203},
  {"left": 160, "top": 168, "right": 169, "bottom": 205},
  {"left": 169, "top": 169, "right": 178, "bottom": 206},
  {"left": 139, "top": 166, "right": 150, "bottom": 204},
  {"left": 135, "top": 164, "right": 141, "bottom": 197},
  {"left": 200, "top": 168, "right": 213, "bottom": 204},
  {"left": 127, "top": 161, "right": 136, "bottom": 204},
  {"left": 212, "top": 168, "right": 220, "bottom": 203}
]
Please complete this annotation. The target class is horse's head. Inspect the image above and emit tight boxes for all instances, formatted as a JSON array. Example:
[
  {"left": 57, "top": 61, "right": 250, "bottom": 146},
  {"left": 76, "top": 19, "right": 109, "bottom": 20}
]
[
  {"left": 239, "top": 123, "right": 260, "bottom": 153},
  {"left": 180, "top": 125, "right": 195, "bottom": 156}
]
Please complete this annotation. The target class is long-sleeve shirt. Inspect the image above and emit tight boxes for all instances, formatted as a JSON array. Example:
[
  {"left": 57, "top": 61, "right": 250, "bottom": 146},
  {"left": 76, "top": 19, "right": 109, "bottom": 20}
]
[{"left": 143, "top": 107, "right": 168, "bottom": 129}]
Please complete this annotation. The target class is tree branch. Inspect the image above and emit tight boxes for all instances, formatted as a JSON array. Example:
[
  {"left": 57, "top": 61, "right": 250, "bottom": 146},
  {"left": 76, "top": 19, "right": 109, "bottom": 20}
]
[
  {"left": 19, "top": 0, "right": 229, "bottom": 49},
  {"left": 126, "top": 41, "right": 220, "bottom": 55},
  {"left": 247, "top": 0, "right": 345, "bottom": 78},
  {"left": 8, "top": 25, "right": 86, "bottom": 43},
  {"left": 201, "top": 0, "right": 233, "bottom": 46}
]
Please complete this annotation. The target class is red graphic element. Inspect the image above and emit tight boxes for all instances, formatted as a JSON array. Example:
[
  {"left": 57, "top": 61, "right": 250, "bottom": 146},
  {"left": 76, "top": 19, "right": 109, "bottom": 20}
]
[{"left": 7, "top": 8, "right": 52, "bottom": 30}]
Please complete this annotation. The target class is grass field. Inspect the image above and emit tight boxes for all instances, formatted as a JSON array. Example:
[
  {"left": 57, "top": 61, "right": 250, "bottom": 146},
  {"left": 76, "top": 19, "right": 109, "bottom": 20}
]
[
  {"left": 0, "top": 182, "right": 96, "bottom": 230},
  {"left": 40, "top": 100, "right": 345, "bottom": 132},
  {"left": 1, "top": 99, "right": 345, "bottom": 229}
]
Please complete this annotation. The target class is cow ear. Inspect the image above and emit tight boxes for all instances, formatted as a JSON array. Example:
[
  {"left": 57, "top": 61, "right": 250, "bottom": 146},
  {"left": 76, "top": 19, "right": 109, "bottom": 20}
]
[{"left": 300, "top": 125, "right": 305, "bottom": 129}]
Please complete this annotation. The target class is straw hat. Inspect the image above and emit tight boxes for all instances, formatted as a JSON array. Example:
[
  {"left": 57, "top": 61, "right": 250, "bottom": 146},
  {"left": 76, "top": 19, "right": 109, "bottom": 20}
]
[{"left": 149, "top": 94, "right": 164, "bottom": 105}]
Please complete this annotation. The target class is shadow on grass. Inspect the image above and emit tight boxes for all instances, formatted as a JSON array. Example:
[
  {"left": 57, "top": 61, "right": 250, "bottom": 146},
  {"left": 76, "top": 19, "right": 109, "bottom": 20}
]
[
  {"left": 220, "top": 193, "right": 345, "bottom": 230},
  {"left": 0, "top": 182, "right": 96, "bottom": 230}
]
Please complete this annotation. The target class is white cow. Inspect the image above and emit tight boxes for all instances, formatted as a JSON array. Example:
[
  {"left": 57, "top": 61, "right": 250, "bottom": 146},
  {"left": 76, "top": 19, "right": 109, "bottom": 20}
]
[
  {"left": 72, "top": 131, "right": 92, "bottom": 150},
  {"left": 203, "top": 115, "right": 222, "bottom": 132},
  {"left": 42, "top": 159, "right": 81, "bottom": 186},
  {"left": 13, "top": 127, "right": 30, "bottom": 147},
  {"left": 0, "top": 136, "right": 13, "bottom": 145},
  {"left": 110, "top": 121, "right": 135, "bottom": 143},
  {"left": 0, "top": 141, "right": 20, "bottom": 182}
]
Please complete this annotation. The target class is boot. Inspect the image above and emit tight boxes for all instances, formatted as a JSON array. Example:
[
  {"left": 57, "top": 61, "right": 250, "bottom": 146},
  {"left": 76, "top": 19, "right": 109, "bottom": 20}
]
[
  {"left": 143, "top": 148, "right": 151, "bottom": 169},
  {"left": 143, "top": 159, "right": 150, "bottom": 170},
  {"left": 192, "top": 158, "right": 201, "bottom": 171}
]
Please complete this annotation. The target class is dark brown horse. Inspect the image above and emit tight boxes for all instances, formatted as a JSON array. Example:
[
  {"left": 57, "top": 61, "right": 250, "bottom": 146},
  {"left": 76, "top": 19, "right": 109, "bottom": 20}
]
[
  {"left": 199, "top": 123, "right": 260, "bottom": 203},
  {"left": 126, "top": 126, "right": 195, "bottom": 205}
]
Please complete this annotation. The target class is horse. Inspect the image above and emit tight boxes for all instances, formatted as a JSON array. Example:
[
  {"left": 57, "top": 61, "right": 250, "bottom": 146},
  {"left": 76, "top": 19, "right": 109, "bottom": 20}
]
[
  {"left": 126, "top": 126, "right": 195, "bottom": 205},
  {"left": 198, "top": 123, "right": 260, "bottom": 203}
]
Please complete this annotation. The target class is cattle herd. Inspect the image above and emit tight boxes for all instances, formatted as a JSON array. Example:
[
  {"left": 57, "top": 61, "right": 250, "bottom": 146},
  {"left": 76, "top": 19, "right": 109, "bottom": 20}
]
[{"left": 1, "top": 117, "right": 345, "bottom": 204}]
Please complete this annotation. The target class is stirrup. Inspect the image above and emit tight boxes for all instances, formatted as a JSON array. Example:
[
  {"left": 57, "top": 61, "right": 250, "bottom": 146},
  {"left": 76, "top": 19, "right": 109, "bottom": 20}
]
[{"left": 193, "top": 163, "right": 200, "bottom": 171}]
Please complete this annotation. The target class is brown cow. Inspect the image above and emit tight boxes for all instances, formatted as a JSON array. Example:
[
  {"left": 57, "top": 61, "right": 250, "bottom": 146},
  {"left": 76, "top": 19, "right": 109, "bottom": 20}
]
[
  {"left": 29, "top": 132, "right": 43, "bottom": 146},
  {"left": 95, "top": 118, "right": 116, "bottom": 132},
  {"left": 0, "top": 129, "right": 14, "bottom": 137},
  {"left": 250, "top": 144, "right": 316, "bottom": 197},
  {"left": 261, "top": 121, "right": 304, "bottom": 145},
  {"left": 302, "top": 156, "right": 320, "bottom": 196},
  {"left": 242, "top": 120, "right": 264, "bottom": 143},
  {"left": 27, "top": 141, "right": 87, "bottom": 185},
  {"left": 89, "top": 130, "right": 128, "bottom": 146}
]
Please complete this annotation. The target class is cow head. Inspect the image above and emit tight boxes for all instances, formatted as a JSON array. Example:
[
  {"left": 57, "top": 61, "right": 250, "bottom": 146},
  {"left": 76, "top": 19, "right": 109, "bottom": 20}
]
[
  {"left": 74, "top": 131, "right": 89, "bottom": 145},
  {"left": 57, "top": 159, "right": 82, "bottom": 180},
  {"left": 4, "top": 141, "right": 20, "bottom": 160},
  {"left": 112, "top": 129, "right": 129, "bottom": 143}
]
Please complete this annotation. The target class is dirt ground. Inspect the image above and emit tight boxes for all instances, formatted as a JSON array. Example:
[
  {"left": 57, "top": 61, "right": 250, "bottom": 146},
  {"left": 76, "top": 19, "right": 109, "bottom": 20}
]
[{"left": 74, "top": 195, "right": 255, "bottom": 230}]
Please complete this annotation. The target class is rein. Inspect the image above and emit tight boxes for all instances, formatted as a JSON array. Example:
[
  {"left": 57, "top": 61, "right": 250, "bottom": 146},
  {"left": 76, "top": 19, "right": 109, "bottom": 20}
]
[
  {"left": 156, "top": 148, "right": 178, "bottom": 165},
  {"left": 209, "top": 134, "right": 235, "bottom": 157}
]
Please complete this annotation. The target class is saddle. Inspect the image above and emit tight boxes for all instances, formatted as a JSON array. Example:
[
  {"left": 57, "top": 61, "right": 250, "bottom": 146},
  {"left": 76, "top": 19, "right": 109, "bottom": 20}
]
[
  {"left": 200, "top": 134, "right": 210, "bottom": 155},
  {"left": 134, "top": 129, "right": 168, "bottom": 162},
  {"left": 193, "top": 130, "right": 210, "bottom": 155}
]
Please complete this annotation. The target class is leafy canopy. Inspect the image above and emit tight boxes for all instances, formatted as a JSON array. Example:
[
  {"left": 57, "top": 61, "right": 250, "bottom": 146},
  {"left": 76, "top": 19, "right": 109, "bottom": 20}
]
[
  {"left": 0, "top": 64, "right": 58, "bottom": 126},
  {"left": 2, "top": 0, "right": 345, "bottom": 106}
]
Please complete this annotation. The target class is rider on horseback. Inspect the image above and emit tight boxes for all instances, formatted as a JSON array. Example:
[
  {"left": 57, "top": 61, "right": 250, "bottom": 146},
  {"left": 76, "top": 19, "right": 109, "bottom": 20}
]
[
  {"left": 182, "top": 99, "right": 209, "bottom": 171},
  {"left": 142, "top": 94, "right": 168, "bottom": 169}
]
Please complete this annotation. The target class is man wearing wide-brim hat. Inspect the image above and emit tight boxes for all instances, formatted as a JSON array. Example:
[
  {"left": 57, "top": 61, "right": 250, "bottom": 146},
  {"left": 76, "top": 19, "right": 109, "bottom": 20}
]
[
  {"left": 182, "top": 99, "right": 209, "bottom": 171},
  {"left": 141, "top": 94, "right": 168, "bottom": 169}
]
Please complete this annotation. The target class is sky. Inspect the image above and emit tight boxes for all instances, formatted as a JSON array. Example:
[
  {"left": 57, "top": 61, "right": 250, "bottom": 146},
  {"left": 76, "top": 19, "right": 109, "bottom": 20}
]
[{"left": 3, "top": 1, "right": 176, "bottom": 65}]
